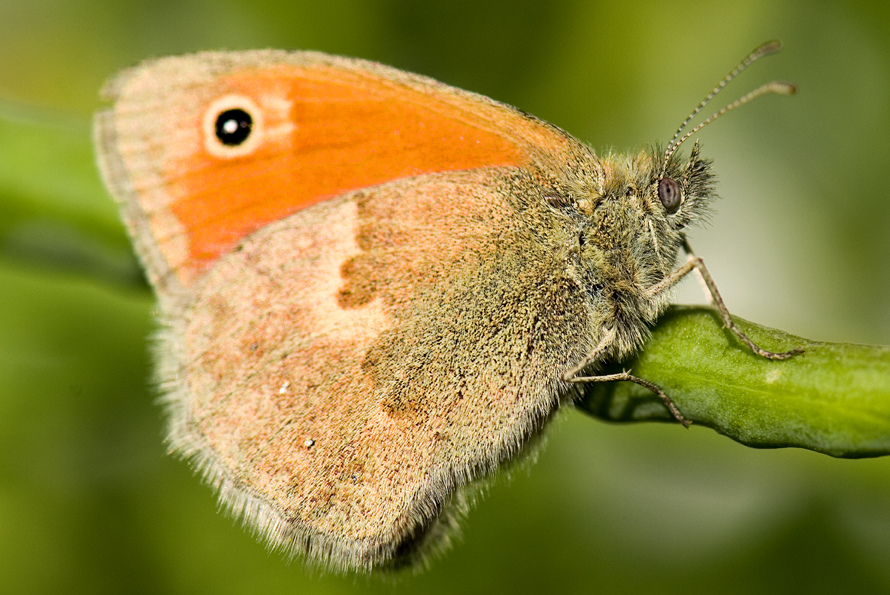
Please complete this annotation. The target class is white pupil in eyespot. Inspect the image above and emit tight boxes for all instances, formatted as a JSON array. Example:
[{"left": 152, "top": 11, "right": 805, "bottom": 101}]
[{"left": 222, "top": 119, "right": 239, "bottom": 134}]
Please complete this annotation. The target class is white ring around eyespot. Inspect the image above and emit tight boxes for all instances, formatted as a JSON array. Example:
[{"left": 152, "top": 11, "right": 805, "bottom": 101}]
[{"left": 202, "top": 94, "right": 264, "bottom": 159}]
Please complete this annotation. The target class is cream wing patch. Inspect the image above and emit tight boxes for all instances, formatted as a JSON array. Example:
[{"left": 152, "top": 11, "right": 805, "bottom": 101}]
[{"left": 164, "top": 196, "right": 392, "bottom": 550}]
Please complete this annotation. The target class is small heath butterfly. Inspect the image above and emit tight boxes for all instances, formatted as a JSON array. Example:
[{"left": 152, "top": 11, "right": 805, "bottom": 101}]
[{"left": 94, "top": 41, "right": 800, "bottom": 571}]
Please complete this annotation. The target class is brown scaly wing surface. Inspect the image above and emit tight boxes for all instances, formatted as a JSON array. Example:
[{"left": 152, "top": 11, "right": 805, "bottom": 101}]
[{"left": 94, "top": 50, "right": 602, "bottom": 570}]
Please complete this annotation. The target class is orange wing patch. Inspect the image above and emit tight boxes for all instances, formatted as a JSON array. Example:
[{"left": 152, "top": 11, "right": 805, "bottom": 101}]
[{"left": 166, "top": 65, "right": 531, "bottom": 283}]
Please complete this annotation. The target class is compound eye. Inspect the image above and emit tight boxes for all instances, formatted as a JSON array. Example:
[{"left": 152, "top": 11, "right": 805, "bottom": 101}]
[
  {"left": 214, "top": 108, "right": 253, "bottom": 146},
  {"left": 658, "top": 178, "right": 681, "bottom": 213}
]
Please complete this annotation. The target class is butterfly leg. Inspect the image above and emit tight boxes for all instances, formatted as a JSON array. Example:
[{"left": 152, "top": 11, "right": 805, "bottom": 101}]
[
  {"left": 645, "top": 234, "right": 804, "bottom": 360},
  {"left": 683, "top": 238, "right": 716, "bottom": 306},
  {"left": 561, "top": 331, "right": 691, "bottom": 427},
  {"left": 570, "top": 369, "right": 691, "bottom": 428},
  {"left": 561, "top": 328, "right": 615, "bottom": 382}
]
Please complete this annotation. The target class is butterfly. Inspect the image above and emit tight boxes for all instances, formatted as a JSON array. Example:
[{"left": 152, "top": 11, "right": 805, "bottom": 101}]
[{"left": 94, "top": 41, "right": 798, "bottom": 572}]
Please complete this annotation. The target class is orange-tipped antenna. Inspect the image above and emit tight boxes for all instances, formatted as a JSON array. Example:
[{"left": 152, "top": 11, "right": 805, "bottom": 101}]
[{"left": 660, "top": 40, "right": 794, "bottom": 175}]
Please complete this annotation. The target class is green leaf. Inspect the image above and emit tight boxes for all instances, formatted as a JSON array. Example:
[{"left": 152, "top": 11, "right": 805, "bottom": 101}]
[{"left": 577, "top": 305, "right": 890, "bottom": 458}]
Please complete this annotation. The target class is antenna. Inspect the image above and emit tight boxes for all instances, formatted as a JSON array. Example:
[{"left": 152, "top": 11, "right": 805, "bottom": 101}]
[{"left": 660, "top": 40, "right": 795, "bottom": 175}]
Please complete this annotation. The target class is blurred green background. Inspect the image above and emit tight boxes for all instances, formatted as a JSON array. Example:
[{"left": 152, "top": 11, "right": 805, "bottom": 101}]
[{"left": 2, "top": 0, "right": 890, "bottom": 593}]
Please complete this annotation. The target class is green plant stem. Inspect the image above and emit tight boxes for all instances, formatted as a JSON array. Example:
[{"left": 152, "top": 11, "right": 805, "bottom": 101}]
[{"left": 577, "top": 305, "right": 890, "bottom": 458}]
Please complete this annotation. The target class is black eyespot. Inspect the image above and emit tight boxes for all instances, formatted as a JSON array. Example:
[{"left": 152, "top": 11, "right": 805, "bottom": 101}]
[
  {"left": 214, "top": 108, "right": 253, "bottom": 146},
  {"left": 658, "top": 178, "right": 681, "bottom": 213}
]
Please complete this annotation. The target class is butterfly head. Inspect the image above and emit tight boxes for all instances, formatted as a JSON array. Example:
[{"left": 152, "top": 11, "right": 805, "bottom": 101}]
[
  {"left": 569, "top": 39, "right": 794, "bottom": 315},
  {"left": 570, "top": 143, "right": 715, "bottom": 289}
]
